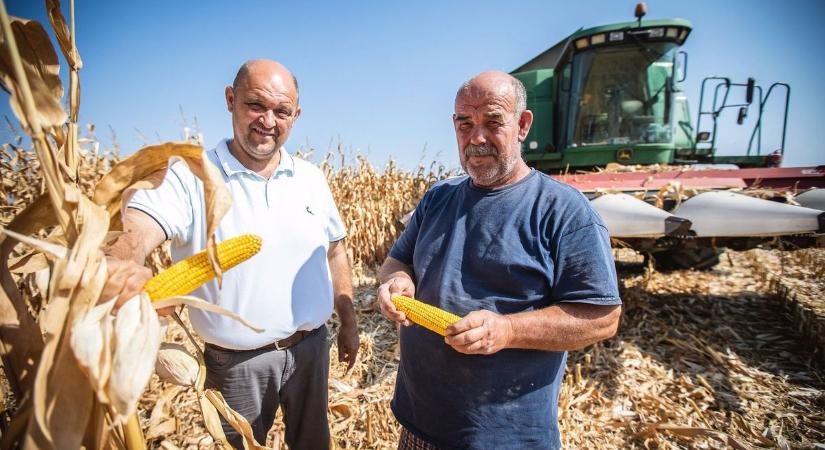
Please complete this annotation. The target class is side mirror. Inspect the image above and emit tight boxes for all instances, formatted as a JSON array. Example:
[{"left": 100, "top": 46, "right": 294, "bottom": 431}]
[
  {"left": 676, "top": 51, "right": 688, "bottom": 82},
  {"left": 737, "top": 106, "right": 748, "bottom": 125},
  {"left": 696, "top": 131, "right": 710, "bottom": 142},
  {"left": 745, "top": 77, "right": 755, "bottom": 104}
]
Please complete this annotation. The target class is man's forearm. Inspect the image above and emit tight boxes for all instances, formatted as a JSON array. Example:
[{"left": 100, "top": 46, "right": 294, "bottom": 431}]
[
  {"left": 104, "top": 208, "right": 167, "bottom": 264},
  {"left": 506, "top": 303, "right": 621, "bottom": 351},
  {"left": 104, "top": 231, "right": 148, "bottom": 264},
  {"left": 377, "top": 256, "right": 414, "bottom": 284},
  {"left": 328, "top": 240, "right": 357, "bottom": 325}
]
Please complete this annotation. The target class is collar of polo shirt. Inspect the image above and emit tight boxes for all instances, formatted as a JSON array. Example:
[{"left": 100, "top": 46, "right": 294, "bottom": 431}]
[{"left": 215, "top": 139, "right": 295, "bottom": 179}]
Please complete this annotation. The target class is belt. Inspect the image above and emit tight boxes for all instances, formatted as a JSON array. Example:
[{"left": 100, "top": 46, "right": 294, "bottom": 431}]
[{"left": 205, "top": 328, "right": 315, "bottom": 353}]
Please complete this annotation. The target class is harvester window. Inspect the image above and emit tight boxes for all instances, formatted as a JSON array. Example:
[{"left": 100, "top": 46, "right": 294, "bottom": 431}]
[{"left": 568, "top": 42, "right": 677, "bottom": 148}]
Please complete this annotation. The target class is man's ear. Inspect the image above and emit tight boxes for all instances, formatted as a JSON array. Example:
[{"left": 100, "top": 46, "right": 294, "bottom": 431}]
[
  {"left": 225, "top": 86, "right": 235, "bottom": 112},
  {"left": 518, "top": 110, "right": 534, "bottom": 142}
]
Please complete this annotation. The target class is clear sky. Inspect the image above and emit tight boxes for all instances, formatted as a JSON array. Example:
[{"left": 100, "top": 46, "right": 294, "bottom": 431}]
[{"left": 3, "top": 0, "right": 824, "bottom": 170}]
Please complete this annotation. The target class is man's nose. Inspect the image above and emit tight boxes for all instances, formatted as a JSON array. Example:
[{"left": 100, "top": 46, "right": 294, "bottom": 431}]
[
  {"left": 469, "top": 126, "right": 487, "bottom": 146},
  {"left": 259, "top": 110, "right": 277, "bottom": 128}
]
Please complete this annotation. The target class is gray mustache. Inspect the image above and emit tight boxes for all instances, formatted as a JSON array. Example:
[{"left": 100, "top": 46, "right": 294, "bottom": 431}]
[{"left": 464, "top": 143, "right": 498, "bottom": 157}]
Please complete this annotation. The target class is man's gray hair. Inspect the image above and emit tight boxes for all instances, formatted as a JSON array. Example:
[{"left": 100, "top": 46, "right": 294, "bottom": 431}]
[{"left": 456, "top": 73, "right": 527, "bottom": 116}]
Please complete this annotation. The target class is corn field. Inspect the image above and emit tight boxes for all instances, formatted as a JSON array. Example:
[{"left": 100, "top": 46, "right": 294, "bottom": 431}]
[{"left": 1, "top": 1, "right": 824, "bottom": 449}]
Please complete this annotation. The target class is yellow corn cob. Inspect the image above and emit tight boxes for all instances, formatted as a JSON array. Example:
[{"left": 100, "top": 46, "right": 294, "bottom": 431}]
[
  {"left": 391, "top": 295, "right": 462, "bottom": 336},
  {"left": 144, "top": 234, "right": 262, "bottom": 301}
]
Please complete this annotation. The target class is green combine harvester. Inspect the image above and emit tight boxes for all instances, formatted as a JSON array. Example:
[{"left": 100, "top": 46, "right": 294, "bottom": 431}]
[{"left": 509, "top": 3, "right": 824, "bottom": 269}]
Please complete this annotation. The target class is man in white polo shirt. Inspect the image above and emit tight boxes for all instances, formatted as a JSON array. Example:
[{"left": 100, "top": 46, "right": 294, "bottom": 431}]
[{"left": 104, "top": 59, "right": 358, "bottom": 449}]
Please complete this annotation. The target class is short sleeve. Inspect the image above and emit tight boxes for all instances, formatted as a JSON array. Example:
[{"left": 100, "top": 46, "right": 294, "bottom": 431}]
[
  {"left": 128, "top": 164, "right": 195, "bottom": 245},
  {"left": 319, "top": 176, "right": 346, "bottom": 242},
  {"left": 551, "top": 223, "right": 621, "bottom": 305}
]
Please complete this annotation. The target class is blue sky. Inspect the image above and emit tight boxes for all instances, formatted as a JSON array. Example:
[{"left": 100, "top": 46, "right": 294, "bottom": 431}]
[{"left": 3, "top": 0, "right": 824, "bottom": 170}]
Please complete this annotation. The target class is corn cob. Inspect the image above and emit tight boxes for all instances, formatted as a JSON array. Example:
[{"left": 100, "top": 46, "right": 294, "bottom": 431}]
[
  {"left": 144, "top": 234, "right": 262, "bottom": 301},
  {"left": 391, "top": 295, "right": 462, "bottom": 336}
]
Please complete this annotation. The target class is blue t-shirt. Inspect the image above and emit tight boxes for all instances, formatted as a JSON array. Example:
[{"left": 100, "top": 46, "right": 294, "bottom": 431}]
[{"left": 388, "top": 169, "right": 621, "bottom": 450}]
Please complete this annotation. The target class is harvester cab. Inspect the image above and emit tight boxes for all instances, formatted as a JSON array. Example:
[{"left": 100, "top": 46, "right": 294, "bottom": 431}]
[
  {"left": 511, "top": 4, "right": 790, "bottom": 172},
  {"left": 511, "top": 7, "right": 694, "bottom": 171},
  {"left": 509, "top": 3, "right": 824, "bottom": 270}
]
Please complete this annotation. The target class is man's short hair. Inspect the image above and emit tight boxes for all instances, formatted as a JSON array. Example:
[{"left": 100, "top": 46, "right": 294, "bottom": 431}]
[
  {"left": 457, "top": 73, "right": 527, "bottom": 116},
  {"left": 232, "top": 61, "right": 300, "bottom": 100}
]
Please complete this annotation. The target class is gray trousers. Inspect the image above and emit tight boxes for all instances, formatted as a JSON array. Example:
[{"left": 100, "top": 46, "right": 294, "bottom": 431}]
[{"left": 204, "top": 326, "right": 330, "bottom": 450}]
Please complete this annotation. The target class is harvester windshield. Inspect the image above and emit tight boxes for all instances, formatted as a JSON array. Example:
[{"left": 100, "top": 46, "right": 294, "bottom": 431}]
[{"left": 567, "top": 42, "right": 677, "bottom": 148}]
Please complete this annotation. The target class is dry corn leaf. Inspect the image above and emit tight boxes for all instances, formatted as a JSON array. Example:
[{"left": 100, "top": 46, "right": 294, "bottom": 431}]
[
  {"left": 8, "top": 251, "right": 49, "bottom": 273},
  {"left": 646, "top": 424, "right": 749, "bottom": 450},
  {"left": 0, "top": 16, "right": 66, "bottom": 131},
  {"left": 93, "top": 143, "right": 232, "bottom": 282},
  {"left": 25, "top": 195, "right": 110, "bottom": 449},
  {"left": 145, "top": 418, "right": 177, "bottom": 442},
  {"left": 205, "top": 389, "right": 271, "bottom": 450},
  {"left": 153, "top": 295, "right": 264, "bottom": 333},
  {"left": 195, "top": 344, "right": 230, "bottom": 449},
  {"left": 108, "top": 293, "right": 162, "bottom": 423},
  {"left": 0, "top": 227, "right": 67, "bottom": 260},
  {"left": 0, "top": 198, "right": 54, "bottom": 399},
  {"left": 148, "top": 385, "right": 182, "bottom": 429},
  {"left": 44, "top": 0, "right": 81, "bottom": 70},
  {"left": 70, "top": 296, "right": 115, "bottom": 402}
]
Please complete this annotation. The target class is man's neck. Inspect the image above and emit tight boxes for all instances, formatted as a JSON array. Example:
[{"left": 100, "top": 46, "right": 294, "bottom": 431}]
[
  {"left": 473, "top": 162, "right": 531, "bottom": 189},
  {"left": 227, "top": 139, "right": 282, "bottom": 179}
]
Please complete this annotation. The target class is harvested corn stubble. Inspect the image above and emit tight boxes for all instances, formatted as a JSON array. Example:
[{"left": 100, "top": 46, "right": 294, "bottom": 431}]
[
  {"left": 392, "top": 295, "right": 462, "bottom": 336},
  {"left": 143, "top": 234, "right": 262, "bottom": 301}
]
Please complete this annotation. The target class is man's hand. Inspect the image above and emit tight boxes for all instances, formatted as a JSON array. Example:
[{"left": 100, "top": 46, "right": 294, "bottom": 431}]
[
  {"left": 377, "top": 277, "right": 415, "bottom": 326},
  {"left": 445, "top": 310, "right": 514, "bottom": 355},
  {"left": 337, "top": 320, "right": 360, "bottom": 371},
  {"left": 101, "top": 256, "right": 175, "bottom": 316}
]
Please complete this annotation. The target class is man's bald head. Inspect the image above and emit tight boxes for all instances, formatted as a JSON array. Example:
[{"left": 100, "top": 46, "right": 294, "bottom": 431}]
[
  {"left": 233, "top": 59, "right": 299, "bottom": 102},
  {"left": 455, "top": 71, "right": 526, "bottom": 117}
]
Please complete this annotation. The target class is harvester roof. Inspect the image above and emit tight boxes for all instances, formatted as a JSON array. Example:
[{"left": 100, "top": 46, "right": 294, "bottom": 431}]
[{"left": 512, "top": 17, "right": 693, "bottom": 73}]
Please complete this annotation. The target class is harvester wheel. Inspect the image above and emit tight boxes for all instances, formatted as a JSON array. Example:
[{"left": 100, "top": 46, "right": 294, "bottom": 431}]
[{"left": 650, "top": 247, "right": 722, "bottom": 271}]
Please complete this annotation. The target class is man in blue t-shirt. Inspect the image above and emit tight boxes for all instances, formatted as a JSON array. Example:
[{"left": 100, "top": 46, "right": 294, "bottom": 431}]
[{"left": 377, "top": 71, "right": 622, "bottom": 450}]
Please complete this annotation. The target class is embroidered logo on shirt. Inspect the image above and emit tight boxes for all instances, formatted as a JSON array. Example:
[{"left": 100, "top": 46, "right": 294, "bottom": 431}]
[{"left": 306, "top": 206, "right": 315, "bottom": 215}]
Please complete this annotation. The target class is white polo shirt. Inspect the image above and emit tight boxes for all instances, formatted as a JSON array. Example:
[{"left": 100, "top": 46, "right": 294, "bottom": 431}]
[{"left": 129, "top": 139, "right": 346, "bottom": 350}]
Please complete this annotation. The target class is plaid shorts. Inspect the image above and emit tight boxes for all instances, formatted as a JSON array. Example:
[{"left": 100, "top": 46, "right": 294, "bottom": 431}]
[{"left": 398, "top": 427, "right": 440, "bottom": 450}]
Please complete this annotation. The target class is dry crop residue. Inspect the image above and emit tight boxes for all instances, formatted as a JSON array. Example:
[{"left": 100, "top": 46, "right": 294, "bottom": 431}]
[{"left": 138, "top": 248, "right": 824, "bottom": 449}]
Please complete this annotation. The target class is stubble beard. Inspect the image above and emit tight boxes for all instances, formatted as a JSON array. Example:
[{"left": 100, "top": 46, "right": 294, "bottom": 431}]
[
  {"left": 236, "top": 128, "right": 281, "bottom": 162},
  {"left": 462, "top": 143, "right": 519, "bottom": 187}
]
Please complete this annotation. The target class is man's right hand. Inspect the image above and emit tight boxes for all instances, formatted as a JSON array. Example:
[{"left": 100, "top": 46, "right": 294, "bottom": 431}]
[
  {"left": 101, "top": 256, "right": 175, "bottom": 316},
  {"left": 377, "top": 277, "right": 415, "bottom": 326}
]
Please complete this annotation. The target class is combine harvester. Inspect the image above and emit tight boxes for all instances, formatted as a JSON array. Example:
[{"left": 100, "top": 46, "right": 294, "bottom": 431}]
[{"left": 511, "top": 3, "right": 824, "bottom": 269}]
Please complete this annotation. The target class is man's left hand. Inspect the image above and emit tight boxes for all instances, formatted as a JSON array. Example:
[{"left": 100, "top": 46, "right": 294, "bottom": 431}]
[
  {"left": 444, "top": 310, "right": 513, "bottom": 355},
  {"left": 337, "top": 321, "right": 360, "bottom": 370}
]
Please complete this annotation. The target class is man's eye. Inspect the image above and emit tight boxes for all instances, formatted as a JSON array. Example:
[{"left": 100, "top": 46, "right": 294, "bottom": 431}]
[
  {"left": 458, "top": 123, "right": 472, "bottom": 130},
  {"left": 277, "top": 110, "right": 291, "bottom": 119},
  {"left": 248, "top": 103, "right": 264, "bottom": 111}
]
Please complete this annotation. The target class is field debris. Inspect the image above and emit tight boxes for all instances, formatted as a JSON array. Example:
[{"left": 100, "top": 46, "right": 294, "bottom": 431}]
[{"left": 124, "top": 247, "right": 825, "bottom": 450}]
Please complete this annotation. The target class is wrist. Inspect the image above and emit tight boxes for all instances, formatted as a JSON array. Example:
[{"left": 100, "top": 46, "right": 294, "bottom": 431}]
[
  {"left": 503, "top": 315, "right": 516, "bottom": 349},
  {"left": 335, "top": 298, "right": 357, "bottom": 326},
  {"left": 338, "top": 312, "right": 357, "bottom": 327}
]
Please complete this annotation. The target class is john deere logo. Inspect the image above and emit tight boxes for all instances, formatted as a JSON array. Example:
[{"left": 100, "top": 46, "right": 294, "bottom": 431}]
[{"left": 617, "top": 148, "right": 633, "bottom": 161}]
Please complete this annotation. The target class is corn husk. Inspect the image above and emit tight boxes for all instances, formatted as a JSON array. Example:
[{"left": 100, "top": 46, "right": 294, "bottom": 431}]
[{"left": 155, "top": 342, "right": 198, "bottom": 387}]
